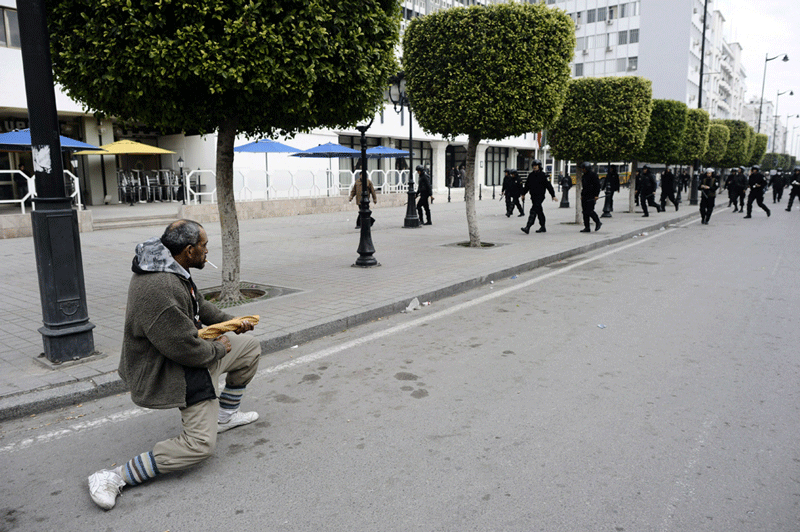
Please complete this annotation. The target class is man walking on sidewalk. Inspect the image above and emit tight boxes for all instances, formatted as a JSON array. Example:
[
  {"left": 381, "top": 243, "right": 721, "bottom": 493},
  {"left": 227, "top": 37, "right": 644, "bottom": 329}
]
[
  {"left": 521, "top": 160, "right": 556, "bottom": 234},
  {"left": 636, "top": 165, "right": 662, "bottom": 217},
  {"left": 579, "top": 161, "right": 602, "bottom": 233},
  {"left": 88, "top": 220, "right": 261, "bottom": 510}
]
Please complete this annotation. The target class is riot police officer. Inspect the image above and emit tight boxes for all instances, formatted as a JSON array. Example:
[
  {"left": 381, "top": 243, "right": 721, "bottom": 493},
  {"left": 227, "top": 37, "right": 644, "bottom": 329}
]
[
  {"left": 579, "top": 161, "right": 602, "bottom": 232},
  {"left": 770, "top": 170, "right": 785, "bottom": 203},
  {"left": 501, "top": 168, "right": 524, "bottom": 217},
  {"left": 521, "top": 160, "right": 556, "bottom": 233},
  {"left": 744, "top": 165, "right": 770, "bottom": 218},
  {"left": 660, "top": 165, "right": 679, "bottom": 211},
  {"left": 600, "top": 165, "right": 620, "bottom": 218},
  {"left": 698, "top": 168, "right": 718, "bottom": 224},
  {"left": 636, "top": 164, "right": 661, "bottom": 216},
  {"left": 786, "top": 167, "right": 800, "bottom": 211}
]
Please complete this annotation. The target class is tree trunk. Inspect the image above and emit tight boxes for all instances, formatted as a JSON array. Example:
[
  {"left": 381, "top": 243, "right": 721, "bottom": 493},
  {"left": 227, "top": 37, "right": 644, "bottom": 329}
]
[
  {"left": 465, "top": 134, "right": 481, "bottom": 247},
  {"left": 216, "top": 117, "right": 243, "bottom": 304},
  {"left": 574, "top": 161, "right": 583, "bottom": 224}
]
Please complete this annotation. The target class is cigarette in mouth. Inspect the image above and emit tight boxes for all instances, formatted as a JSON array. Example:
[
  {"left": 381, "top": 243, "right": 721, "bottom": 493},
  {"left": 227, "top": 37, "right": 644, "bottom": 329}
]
[{"left": 206, "top": 259, "right": 218, "bottom": 268}]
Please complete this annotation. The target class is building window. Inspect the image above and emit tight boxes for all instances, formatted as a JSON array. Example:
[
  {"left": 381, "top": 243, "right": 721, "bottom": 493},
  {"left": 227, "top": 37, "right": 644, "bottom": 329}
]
[
  {"left": 1, "top": 8, "right": 21, "bottom": 48},
  {"left": 628, "top": 57, "right": 638, "bottom": 71},
  {"left": 576, "top": 37, "right": 585, "bottom": 51},
  {"left": 484, "top": 147, "right": 508, "bottom": 186},
  {"left": 608, "top": 5, "right": 616, "bottom": 20},
  {"left": 629, "top": 29, "right": 639, "bottom": 43},
  {"left": 617, "top": 58, "right": 627, "bottom": 72},
  {"left": 586, "top": 9, "right": 596, "bottom": 23},
  {"left": 574, "top": 63, "right": 583, "bottom": 77},
  {"left": 619, "top": 3, "right": 628, "bottom": 17},
  {"left": 618, "top": 30, "right": 628, "bottom": 45},
  {"left": 597, "top": 7, "right": 607, "bottom": 21}
]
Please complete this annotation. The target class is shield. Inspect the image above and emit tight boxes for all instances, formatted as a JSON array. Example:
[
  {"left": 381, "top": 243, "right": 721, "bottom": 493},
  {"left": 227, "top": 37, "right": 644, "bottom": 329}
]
[{"left": 0, "top": 128, "right": 103, "bottom": 152}]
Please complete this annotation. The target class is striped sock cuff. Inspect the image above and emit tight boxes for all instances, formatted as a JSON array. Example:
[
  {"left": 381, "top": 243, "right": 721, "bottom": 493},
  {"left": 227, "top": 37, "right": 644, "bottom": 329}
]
[
  {"left": 219, "top": 385, "right": 246, "bottom": 411},
  {"left": 123, "top": 451, "right": 159, "bottom": 486}
]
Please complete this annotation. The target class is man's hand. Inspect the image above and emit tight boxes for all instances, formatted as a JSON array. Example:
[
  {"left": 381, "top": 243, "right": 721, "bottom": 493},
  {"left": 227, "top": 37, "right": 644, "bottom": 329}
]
[
  {"left": 551, "top": 196, "right": 557, "bottom": 202},
  {"left": 215, "top": 335, "right": 232, "bottom": 353},
  {"left": 234, "top": 319, "right": 255, "bottom": 334}
]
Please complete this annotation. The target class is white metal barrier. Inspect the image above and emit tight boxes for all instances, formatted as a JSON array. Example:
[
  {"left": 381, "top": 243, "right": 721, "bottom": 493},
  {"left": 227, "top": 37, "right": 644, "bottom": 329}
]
[
  {"left": 231, "top": 168, "right": 416, "bottom": 201},
  {"left": 0, "top": 170, "right": 82, "bottom": 214},
  {"left": 185, "top": 169, "right": 217, "bottom": 204}
]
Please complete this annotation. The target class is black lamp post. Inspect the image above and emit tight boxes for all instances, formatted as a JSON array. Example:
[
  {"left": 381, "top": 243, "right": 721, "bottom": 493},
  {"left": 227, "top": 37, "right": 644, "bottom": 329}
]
[
  {"left": 771, "top": 89, "right": 793, "bottom": 152},
  {"left": 388, "top": 72, "right": 421, "bottom": 228},
  {"left": 18, "top": 0, "right": 95, "bottom": 363},
  {"left": 353, "top": 119, "right": 379, "bottom": 267},
  {"left": 178, "top": 156, "right": 186, "bottom": 205},
  {"left": 757, "top": 53, "right": 789, "bottom": 134}
]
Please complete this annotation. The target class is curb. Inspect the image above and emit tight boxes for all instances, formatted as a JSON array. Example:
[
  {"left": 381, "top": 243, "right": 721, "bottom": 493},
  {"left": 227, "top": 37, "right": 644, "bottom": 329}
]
[{"left": 0, "top": 211, "right": 697, "bottom": 422}]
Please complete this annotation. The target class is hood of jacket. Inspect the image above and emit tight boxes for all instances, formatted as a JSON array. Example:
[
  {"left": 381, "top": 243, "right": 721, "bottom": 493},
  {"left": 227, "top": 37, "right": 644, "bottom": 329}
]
[{"left": 131, "top": 237, "right": 190, "bottom": 279}]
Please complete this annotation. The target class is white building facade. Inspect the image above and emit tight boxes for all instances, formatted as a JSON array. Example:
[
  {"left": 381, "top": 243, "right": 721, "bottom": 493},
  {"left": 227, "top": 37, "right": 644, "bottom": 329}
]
[{"left": 547, "top": 0, "right": 747, "bottom": 121}]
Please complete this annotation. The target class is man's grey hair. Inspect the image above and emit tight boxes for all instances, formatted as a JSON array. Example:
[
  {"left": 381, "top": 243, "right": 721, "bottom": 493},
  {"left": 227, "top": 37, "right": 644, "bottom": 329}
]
[{"left": 161, "top": 219, "right": 204, "bottom": 255}]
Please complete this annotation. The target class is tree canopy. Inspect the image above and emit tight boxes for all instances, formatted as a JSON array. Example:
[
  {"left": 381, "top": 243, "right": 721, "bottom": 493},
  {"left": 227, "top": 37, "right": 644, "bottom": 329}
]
[
  {"left": 404, "top": 2, "right": 574, "bottom": 246},
  {"left": 701, "top": 122, "right": 730, "bottom": 167},
  {"left": 676, "top": 108, "right": 710, "bottom": 166},
  {"left": 717, "top": 119, "right": 752, "bottom": 168},
  {"left": 549, "top": 76, "right": 652, "bottom": 162},
  {"left": 635, "top": 99, "right": 688, "bottom": 164},
  {"left": 748, "top": 133, "right": 768, "bottom": 167},
  {"left": 47, "top": 0, "right": 400, "bottom": 136},
  {"left": 46, "top": 0, "right": 400, "bottom": 301}
]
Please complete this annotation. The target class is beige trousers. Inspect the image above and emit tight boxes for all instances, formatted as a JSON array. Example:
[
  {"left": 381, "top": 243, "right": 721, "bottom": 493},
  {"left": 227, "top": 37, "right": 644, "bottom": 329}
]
[{"left": 153, "top": 333, "right": 260, "bottom": 473}]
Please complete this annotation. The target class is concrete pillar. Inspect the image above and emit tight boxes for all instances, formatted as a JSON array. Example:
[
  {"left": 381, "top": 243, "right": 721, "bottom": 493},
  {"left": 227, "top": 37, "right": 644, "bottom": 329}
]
[{"left": 430, "top": 140, "right": 448, "bottom": 192}]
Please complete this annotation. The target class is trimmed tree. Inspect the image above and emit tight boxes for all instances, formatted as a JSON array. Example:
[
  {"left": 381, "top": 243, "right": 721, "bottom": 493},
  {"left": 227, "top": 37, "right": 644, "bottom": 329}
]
[
  {"left": 718, "top": 119, "right": 752, "bottom": 169},
  {"left": 549, "top": 76, "right": 653, "bottom": 219},
  {"left": 701, "top": 122, "right": 730, "bottom": 168},
  {"left": 403, "top": 2, "right": 574, "bottom": 246},
  {"left": 47, "top": 0, "right": 400, "bottom": 302},
  {"left": 748, "top": 133, "right": 768, "bottom": 167},
  {"left": 636, "top": 99, "right": 689, "bottom": 164},
  {"left": 676, "top": 109, "right": 710, "bottom": 165}
]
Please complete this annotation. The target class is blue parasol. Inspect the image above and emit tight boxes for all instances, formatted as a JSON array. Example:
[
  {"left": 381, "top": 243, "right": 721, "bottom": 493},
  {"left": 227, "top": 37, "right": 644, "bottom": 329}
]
[{"left": 0, "top": 128, "right": 103, "bottom": 152}]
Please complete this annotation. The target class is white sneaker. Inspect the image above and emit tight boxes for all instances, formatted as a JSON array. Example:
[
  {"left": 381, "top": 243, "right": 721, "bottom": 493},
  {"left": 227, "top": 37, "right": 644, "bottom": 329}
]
[
  {"left": 88, "top": 469, "right": 125, "bottom": 510},
  {"left": 217, "top": 410, "right": 259, "bottom": 433}
]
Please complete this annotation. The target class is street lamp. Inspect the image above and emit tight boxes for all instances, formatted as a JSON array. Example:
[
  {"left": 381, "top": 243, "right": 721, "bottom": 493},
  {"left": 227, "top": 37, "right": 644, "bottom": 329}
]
[
  {"left": 178, "top": 156, "right": 186, "bottom": 205},
  {"left": 387, "top": 71, "right": 421, "bottom": 228},
  {"left": 784, "top": 115, "right": 799, "bottom": 153},
  {"left": 353, "top": 119, "right": 379, "bottom": 267},
  {"left": 771, "top": 89, "right": 793, "bottom": 152},
  {"left": 757, "top": 53, "right": 789, "bottom": 133}
]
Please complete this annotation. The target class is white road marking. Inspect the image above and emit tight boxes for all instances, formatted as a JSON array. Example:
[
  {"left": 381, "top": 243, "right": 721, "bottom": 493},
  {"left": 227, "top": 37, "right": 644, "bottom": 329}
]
[{"left": 1, "top": 223, "right": 687, "bottom": 454}]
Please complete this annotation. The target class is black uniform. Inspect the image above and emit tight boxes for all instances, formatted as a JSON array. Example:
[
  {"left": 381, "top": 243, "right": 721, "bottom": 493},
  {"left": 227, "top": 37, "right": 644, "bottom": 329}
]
[
  {"left": 786, "top": 170, "right": 800, "bottom": 211},
  {"left": 501, "top": 170, "right": 524, "bottom": 217},
  {"left": 681, "top": 171, "right": 690, "bottom": 193},
  {"left": 636, "top": 169, "right": 661, "bottom": 216},
  {"left": 416, "top": 170, "right": 433, "bottom": 225},
  {"left": 723, "top": 172, "right": 738, "bottom": 210},
  {"left": 733, "top": 170, "right": 747, "bottom": 211},
  {"left": 659, "top": 169, "right": 679, "bottom": 211},
  {"left": 699, "top": 172, "right": 718, "bottom": 224},
  {"left": 580, "top": 168, "right": 602, "bottom": 232},
  {"left": 521, "top": 169, "right": 556, "bottom": 233},
  {"left": 600, "top": 168, "right": 620, "bottom": 217},
  {"left": 744, "top": 170, "right": 770, "bottom": 218},
  {"left": 770, "top": 172, "right": 785, "bottom": 203}
]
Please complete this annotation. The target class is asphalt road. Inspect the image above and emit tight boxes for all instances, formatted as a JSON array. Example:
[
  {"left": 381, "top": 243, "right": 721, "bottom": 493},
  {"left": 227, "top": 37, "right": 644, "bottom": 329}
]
[{"left": 1, "top": 204, "right": 798, "bottom": 532}]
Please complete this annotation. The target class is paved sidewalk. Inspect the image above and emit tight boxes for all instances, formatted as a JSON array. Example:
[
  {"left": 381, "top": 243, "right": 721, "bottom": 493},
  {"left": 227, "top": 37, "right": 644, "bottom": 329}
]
[{"left": 0, "top": 190, "right": 697, "bottom": 420}]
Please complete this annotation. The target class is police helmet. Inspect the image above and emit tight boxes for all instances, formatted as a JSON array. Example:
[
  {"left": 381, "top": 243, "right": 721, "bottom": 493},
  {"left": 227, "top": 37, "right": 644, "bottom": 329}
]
[
  {"left": 580, "top": 161, "right": 592, "bottom": 170},
  {"left": 751, "top": 164, "right": 760, "bottom": 171},
  {"left": 642, "top": 164, "right": 650, "bottom": 170},
  {"left": 415, "top": 165, "right": 424, "bottom": 172}
]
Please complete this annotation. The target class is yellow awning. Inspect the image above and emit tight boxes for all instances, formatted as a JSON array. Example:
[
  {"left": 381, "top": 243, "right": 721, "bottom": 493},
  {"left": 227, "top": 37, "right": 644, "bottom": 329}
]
[{"left": 73, "top": 139, "right": 175, "bottom": 156}]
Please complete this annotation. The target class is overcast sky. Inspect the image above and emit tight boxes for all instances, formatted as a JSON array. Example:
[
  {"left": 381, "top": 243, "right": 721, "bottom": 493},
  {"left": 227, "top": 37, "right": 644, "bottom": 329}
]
[{"left": 724, "top": 0, "right": 800, "bottom": 155}]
